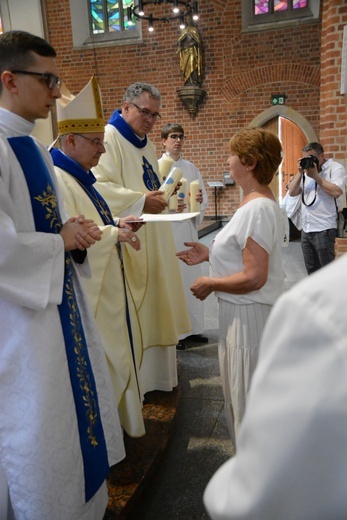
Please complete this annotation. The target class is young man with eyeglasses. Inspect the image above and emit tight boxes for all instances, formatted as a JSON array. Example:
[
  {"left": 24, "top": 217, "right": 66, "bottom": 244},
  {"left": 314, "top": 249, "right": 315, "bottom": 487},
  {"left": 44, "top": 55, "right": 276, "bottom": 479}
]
[
  {"left": 93, "top": 82, "right": 191, "bottom": 396},
  {"left": 160, "top": 123, "right": 209, "bottom": 350},
  {"left": 0, "top": 31, "right": 124, "bottom": 520},
  {"left": 51, "top": 76, "right": 146, "bottom": 440}
]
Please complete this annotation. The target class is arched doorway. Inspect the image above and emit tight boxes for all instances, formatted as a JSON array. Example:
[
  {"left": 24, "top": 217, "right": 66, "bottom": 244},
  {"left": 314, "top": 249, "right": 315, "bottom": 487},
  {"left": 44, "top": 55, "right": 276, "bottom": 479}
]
[
  {"left": 262, "top": 118, "right": 280, "bottom": 200},
  {"left": 249, "top": 106, "right": 318, "bottom": 201},
  {"left": 279, "top": 117, "right": 307, "bottom": 199},
  {"left": 262, "top": 117, "right": 306, "bottom": 201}
]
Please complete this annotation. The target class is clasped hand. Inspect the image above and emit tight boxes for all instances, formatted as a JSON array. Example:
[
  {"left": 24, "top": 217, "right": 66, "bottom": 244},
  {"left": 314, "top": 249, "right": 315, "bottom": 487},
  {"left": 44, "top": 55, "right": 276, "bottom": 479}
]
[{"left": 60, "top": 215, "right": 102, "bottom": 251}]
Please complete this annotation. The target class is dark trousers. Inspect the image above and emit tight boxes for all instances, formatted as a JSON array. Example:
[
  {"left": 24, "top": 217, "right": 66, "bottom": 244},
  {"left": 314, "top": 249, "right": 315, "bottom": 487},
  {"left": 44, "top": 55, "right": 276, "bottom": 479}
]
[{"left": 301, "top": 228, "right": 337, "bottom": 274}]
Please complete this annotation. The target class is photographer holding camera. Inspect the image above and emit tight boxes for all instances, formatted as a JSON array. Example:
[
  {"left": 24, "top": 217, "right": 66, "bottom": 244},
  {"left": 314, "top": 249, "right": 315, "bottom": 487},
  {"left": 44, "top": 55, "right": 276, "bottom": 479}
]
[{"left": 289, "top": 142, "right": 347, "bottom": 274}]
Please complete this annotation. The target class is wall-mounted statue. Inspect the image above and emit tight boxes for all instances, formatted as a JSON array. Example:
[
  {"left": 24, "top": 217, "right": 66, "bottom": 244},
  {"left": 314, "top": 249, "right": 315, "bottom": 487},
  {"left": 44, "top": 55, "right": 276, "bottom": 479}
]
[
  {"left": 176, "top": 21, "right": 206, "bottom": 117},
  {"left": 177, "top": 24, "right": 203, "bottom": 86}
]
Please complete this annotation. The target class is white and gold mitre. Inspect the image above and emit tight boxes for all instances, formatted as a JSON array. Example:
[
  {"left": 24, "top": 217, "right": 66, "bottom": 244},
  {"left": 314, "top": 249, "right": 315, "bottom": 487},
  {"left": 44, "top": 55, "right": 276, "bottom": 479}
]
[{"left": 57, "top": 76, "right": 105, "bottom": 135}]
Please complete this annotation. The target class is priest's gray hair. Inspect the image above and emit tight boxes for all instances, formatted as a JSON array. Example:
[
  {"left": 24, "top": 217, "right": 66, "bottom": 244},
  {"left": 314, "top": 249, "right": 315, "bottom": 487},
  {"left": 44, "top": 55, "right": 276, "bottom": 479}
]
[{"left": 123, "top": 82, "right": 162, "bottom": 105}]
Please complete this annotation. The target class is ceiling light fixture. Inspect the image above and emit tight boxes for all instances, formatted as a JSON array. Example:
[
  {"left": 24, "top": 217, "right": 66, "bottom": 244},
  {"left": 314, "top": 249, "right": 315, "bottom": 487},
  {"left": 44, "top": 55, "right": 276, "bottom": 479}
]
[{"left": 127, "top": 0, "right": 199, "bottom": 32}]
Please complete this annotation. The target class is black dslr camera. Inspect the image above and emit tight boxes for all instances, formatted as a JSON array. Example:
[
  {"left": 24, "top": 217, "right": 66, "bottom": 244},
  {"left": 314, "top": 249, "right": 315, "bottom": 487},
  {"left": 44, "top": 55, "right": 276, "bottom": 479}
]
[{"left": 299, "top": 154, "right": 319, "bottom": 170}]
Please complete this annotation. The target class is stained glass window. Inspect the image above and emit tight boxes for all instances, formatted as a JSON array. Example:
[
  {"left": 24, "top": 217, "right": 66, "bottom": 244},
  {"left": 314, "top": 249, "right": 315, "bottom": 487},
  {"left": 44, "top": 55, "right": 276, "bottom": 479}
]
[
  {"left": 89, "top": 0, "right": 135, "bottom": 34},
  {"left": 254, "top": 0, "right": 308, "bottom": 15},
  {"left": 275, "top": 1, "right": 288, "bottom": 12},
  {"left": 245, "top": 0, "right": 316, "bottom": 29}
]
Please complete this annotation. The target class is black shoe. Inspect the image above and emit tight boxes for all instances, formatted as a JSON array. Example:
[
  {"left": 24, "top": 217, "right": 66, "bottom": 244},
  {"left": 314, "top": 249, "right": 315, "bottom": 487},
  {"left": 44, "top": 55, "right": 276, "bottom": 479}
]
[
  {"left": 187, "top": 334, "right": 209, "bottom": 344},
  {"left": 176, "top": 335, "right": 209, "bottom": 350}
]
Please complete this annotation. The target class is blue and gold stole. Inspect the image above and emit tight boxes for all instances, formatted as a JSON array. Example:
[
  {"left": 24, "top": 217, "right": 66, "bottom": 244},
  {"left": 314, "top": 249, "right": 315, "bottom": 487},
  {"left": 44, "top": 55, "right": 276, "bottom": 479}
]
[
  {"left": 51, "top": 147, "right": 141, "bottom": 400},
  {"left": 8, "top": 136, "right": 109, "bottom": 502},
  {"left": 50, "top": 148, "right": 114, "bottom": 226}
]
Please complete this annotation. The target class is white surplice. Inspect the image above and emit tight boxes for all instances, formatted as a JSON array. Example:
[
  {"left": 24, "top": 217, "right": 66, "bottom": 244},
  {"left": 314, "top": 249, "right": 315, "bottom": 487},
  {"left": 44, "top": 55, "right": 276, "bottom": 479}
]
[
  {"left": 0, "top": 108, "right": 125, "bottom": 520},
  {"left": 159, "top": 155, "right": 208, "bottom": 339}
]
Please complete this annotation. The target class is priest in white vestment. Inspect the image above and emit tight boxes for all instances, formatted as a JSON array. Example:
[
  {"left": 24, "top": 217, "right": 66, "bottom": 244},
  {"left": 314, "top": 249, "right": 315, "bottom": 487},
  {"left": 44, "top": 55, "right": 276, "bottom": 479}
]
[
  {"left": 93, "top": 82, "right": 191, "bottom": 394},
  {"left": 52, "top": 76, "right": 145, "bottom": 438},
  {"left": 0, "top": 30, "right": 124, "bottom": 520}
]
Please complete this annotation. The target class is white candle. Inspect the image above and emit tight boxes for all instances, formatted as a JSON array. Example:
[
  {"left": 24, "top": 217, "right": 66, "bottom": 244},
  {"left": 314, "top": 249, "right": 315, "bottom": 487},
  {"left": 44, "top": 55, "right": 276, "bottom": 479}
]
[
  {"left": 169, "top": 193, "right": 178, "bottom": 210},
  {"left": 177, "top": 177, "right": 187, "bottom": 210},
  {"left": 159, "top": 167, "right": 183, "bottom": 201},
  {"left": 159, "top": 154, "right": 174, "bottom": 178},
  {"left": 190, "top": 180, "right": 201, "bottom": 213}
]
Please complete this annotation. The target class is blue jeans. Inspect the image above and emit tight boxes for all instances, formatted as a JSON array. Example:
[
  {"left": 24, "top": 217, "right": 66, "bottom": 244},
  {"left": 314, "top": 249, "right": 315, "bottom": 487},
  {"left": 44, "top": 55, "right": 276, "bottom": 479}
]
[{"left": 301, "top": 228, "right": 337, "bottom": 274}]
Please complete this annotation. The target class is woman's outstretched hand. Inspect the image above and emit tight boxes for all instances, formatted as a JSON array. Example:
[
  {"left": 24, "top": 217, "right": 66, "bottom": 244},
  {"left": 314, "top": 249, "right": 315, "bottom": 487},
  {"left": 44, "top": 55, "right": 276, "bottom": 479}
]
[{"left": 176, "top": 242, "right": 209, "bottom": 265}]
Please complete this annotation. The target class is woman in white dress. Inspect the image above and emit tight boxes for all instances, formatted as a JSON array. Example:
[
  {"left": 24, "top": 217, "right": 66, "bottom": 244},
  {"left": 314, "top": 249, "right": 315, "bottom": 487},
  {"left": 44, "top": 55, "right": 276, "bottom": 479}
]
[{"left": 177, "top": 127, "right": 285, "bottom": 447}]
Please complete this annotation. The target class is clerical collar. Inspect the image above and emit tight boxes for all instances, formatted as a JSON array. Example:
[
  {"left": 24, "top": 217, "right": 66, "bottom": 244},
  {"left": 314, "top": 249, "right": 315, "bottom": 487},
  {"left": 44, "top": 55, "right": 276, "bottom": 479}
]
[
  {"left": 50, "top": 148, "right": 96, "bottom": 186},
  {"left": 108, "top": 109, "right": 148, "bottom": 149},
  {"left": 119, "top": 113, "right": 145, "bottom": 141}
]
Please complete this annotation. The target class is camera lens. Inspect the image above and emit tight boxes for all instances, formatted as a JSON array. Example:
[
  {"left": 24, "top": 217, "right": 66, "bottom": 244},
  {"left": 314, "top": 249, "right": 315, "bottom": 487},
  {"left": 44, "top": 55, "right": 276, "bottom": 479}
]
[
  {"left": 300, "top": 157, "right": 311, "bottom": 169},
  {"left": 300, "top": 155, "right": 318, "bottom": 169}
]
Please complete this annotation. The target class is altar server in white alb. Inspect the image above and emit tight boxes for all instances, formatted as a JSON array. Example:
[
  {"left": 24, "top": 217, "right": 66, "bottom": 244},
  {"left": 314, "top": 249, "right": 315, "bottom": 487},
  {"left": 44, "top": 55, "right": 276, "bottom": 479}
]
[
  {"left": 51, "top": 76, "right": 146, "bottom": 438},
  {"left": 0, "top": 30, "right": 125, "bottom": 520},
  {"left": 204, "top": 253, "right": 347, "bottom": 520},
  {"left": 160, "top": 123, "right": 208, "bottom": 350},
  {"left": 93, "top": 82, "right": 191, "bottom": 395}
]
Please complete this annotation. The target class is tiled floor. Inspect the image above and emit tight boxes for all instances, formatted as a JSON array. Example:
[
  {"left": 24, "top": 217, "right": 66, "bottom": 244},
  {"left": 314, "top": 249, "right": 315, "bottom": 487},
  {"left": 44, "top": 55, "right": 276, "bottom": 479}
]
[{"left": 104, "top": 230, "right": 308, "bottom": 520}]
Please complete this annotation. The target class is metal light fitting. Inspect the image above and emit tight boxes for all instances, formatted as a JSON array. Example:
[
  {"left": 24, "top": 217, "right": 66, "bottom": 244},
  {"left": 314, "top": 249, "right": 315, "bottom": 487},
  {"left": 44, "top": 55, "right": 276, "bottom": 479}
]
[{"left": 127, "top": 0, "right": 199, "bottom": 32}]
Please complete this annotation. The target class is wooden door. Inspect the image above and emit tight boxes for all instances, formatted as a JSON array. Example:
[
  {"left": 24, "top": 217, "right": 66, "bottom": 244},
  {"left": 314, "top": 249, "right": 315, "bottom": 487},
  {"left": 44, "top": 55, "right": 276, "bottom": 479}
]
[{"left": 279, "top": 117, "right": 307, "bottom": 198}]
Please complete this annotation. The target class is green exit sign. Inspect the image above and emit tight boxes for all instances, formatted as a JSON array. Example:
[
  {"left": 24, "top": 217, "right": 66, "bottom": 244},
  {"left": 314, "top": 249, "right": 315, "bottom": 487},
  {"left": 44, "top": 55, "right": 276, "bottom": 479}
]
[{"left": 272, "top": 94, "right": 286, "bottom": 105}]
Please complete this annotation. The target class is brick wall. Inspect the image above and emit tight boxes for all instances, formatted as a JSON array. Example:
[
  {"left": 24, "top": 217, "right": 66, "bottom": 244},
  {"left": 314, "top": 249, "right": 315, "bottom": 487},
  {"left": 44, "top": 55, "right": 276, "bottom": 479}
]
[
  {"left": 45, "top": 0, "right": 331, "bottom": 218},
  {"left": 320, "top": 0, "right": 347, "bottom": 161}
]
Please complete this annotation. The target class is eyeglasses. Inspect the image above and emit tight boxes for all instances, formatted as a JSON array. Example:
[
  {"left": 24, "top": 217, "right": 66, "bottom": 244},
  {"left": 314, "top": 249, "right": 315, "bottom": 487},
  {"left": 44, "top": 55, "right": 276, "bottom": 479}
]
[
  {"left": 169, "top": 134, "right": 186, "bottom": 141},
  {"left": 130, "top": 102, "right": 161, "bottom": 121},
  {"left": 75, "top": 134, "right": 107, "bottom": 147},
  {"left": 11, "top": 70, "right": 62, "bottom": 90}
]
